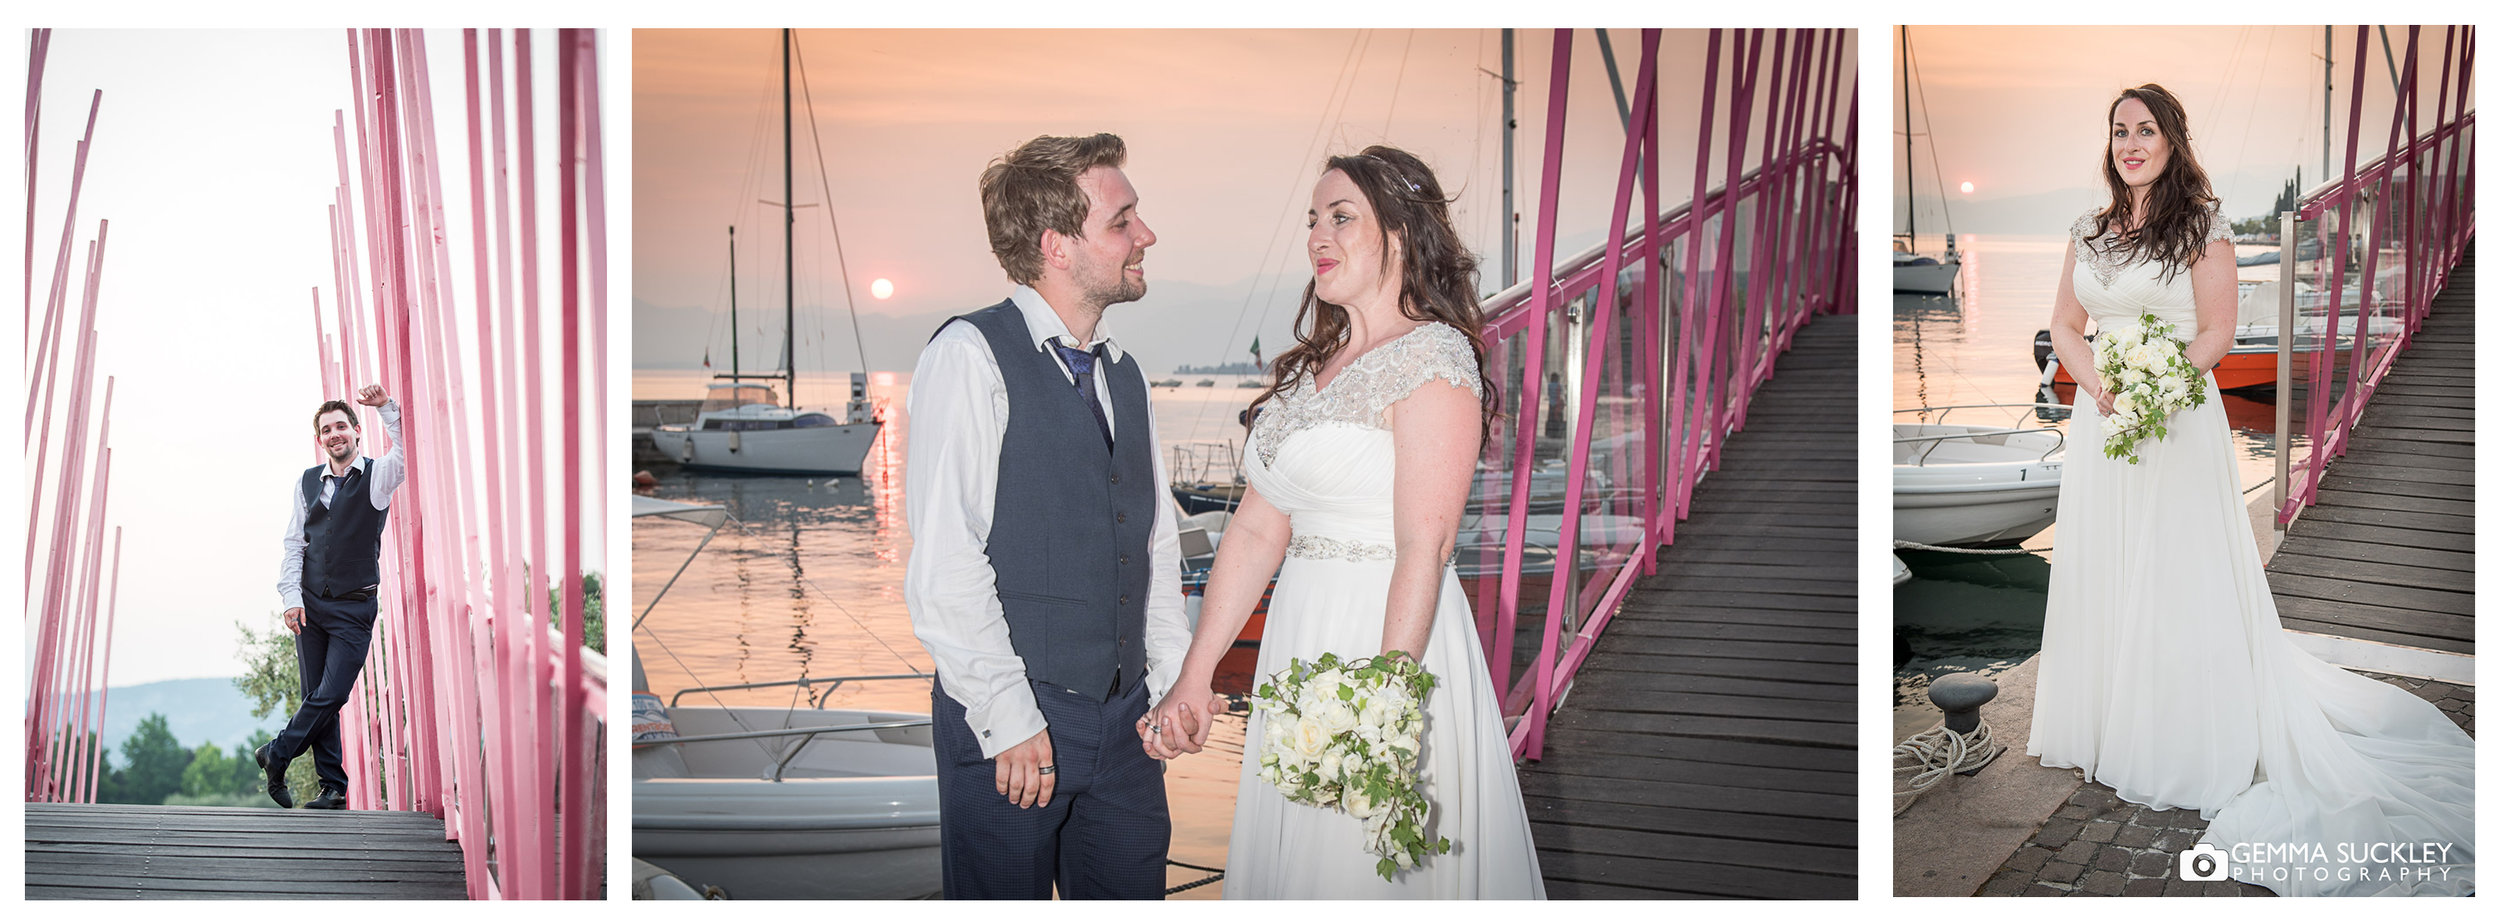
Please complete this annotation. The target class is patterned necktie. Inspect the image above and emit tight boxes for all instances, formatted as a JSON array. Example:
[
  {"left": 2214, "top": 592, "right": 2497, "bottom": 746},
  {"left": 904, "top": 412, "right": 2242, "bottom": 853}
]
[{"left": 1051, "top": 341, "right": 1113, "bottom": 450}]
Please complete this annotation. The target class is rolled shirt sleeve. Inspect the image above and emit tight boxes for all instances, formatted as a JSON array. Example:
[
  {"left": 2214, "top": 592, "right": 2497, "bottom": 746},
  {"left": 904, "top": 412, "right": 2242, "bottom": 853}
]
[
  {"left": 903, "top": 322, "right": 1047, "bottom": 759},
  {"left": 366, "top": 398, "right": 407, "bottom": 507},
  {"left": 1139, "top": 390, "right": 1192, "bottom": 708},
  {"left": 277, "top": 477, "right": 309, "bottom": 612}
]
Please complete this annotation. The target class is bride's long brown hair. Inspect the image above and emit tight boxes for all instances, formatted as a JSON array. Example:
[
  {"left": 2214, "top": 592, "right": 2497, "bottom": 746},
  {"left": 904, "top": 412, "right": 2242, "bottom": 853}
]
[
  {"left": 2092, "top": 84, "right": 2220, "bottom": 281},
  {"left": 1248, "top": 145, "right": 1497, "bottom": 440}
]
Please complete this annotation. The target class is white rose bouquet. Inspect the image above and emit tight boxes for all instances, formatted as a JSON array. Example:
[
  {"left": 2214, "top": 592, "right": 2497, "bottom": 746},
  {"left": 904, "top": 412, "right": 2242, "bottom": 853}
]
[
  {"left": 2090, "top": 313, "right": 2208, "bottom": 464},
  {"left": 1251, "top": 650, "right": 1451, "bottom": 880}
]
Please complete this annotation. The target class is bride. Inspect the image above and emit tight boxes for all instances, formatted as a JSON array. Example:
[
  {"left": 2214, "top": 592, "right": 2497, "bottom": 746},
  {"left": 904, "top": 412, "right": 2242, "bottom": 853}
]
[
  {"left": 2029, "top": 84, "right": 2474, "bottom": 897},
  {"left": 1139, "top": 145, "right": 1545, "bottom": 899}
]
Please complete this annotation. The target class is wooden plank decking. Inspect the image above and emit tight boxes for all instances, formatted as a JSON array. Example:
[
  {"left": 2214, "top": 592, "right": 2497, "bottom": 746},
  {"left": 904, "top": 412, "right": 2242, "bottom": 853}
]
[
  {"left": 2268, "top": 243, "right": 2474, "bottom": 654},
  {"left": 1520, "top": 314, "right": 1856, "bottom": 899},
  {"left": 26, "top": 803, "right": 468, "bottom": 899}
]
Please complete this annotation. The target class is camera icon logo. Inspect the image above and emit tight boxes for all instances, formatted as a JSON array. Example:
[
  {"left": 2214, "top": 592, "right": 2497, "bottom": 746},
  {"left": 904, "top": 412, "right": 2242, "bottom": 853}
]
[{"left": 2179, "top": 843, "right": 2230, "bottom": 881}]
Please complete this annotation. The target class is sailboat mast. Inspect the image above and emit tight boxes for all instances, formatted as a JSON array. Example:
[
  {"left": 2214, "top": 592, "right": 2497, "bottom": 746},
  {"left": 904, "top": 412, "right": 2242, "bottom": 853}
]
[
  {"left": 729, "top": 226, "right": 740, "bottom": 378},
  {"left": 1901, "top": 25, "right": 1915, "bottom": 252},
  {"left": 782, "top": 27, "right": 797, "bottom": 411}
]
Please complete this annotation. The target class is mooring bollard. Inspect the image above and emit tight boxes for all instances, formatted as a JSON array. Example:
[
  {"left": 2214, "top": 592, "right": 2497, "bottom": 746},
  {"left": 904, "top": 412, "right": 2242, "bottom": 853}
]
[{"left": 1928, "top": 673, "right": 1998, "bottom": 737}]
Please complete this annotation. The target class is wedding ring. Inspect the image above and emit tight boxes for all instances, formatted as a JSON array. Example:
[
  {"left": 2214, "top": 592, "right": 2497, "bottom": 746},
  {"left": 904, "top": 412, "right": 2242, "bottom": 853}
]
[{"left": 1037, "top": 765, "right": 1057, "bottom": 775}]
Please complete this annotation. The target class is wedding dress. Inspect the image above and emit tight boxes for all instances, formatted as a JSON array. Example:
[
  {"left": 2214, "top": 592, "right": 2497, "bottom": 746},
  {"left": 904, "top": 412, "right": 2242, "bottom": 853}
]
[
  {"left": 1223, "top": 321, "right": 1546, "bottom": 899},
  {"left": 2027, "top": 206, "right": 2474, "bottom": 897}
]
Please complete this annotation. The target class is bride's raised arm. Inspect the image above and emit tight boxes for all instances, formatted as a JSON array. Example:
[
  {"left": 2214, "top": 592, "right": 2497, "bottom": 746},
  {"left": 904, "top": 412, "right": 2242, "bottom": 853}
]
[{"left": 1380, "top": 378, "right": 1482, "bottom": 660}]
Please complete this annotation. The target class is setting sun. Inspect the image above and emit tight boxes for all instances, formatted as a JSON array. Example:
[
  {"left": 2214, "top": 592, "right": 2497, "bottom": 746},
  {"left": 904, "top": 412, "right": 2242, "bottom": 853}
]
[
  {"left": 1959, "top": 181, "right": 1975, "bottom": 194},
  {"left": 870, "top": 278, "right": 893, "bottom": 300}
]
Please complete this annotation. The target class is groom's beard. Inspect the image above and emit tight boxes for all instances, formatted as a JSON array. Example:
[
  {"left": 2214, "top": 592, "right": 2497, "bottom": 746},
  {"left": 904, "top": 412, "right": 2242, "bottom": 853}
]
[{"left": 325, "top": 437, "right": 357, "bottom": 462}]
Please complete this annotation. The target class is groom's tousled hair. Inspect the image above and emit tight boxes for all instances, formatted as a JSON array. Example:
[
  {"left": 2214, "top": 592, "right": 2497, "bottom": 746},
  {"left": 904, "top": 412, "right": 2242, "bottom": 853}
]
[
  {"left": 980, "top": 133, "right": 1127, "bottom": 285},
  {"left": 313, "top": 399, "right": 361, "bottom": 433}
]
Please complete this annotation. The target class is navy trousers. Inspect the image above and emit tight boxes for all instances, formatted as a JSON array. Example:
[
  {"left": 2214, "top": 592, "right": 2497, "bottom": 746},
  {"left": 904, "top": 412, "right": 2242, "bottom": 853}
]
[
  {"left": 933, "top": 676, "right": 1170, "bottom": 899},
  {"left": 269, "top": 593, "right": 376, "bottom": 793}
]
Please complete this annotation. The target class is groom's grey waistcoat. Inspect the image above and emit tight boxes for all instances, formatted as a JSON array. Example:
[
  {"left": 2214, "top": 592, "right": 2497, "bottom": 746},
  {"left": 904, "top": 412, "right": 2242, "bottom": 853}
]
[
  {"left": 943, "top": 300, "right": 1153, "bottom": 702},
  {"left": 299, "top": 458, "right": 390, "bottom": 601}
]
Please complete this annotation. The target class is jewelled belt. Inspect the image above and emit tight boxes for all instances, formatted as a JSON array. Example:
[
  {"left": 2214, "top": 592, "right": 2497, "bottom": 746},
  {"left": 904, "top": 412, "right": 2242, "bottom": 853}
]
[{"left": 1284, "top": 534, "right": 1397, "bottom": 563}]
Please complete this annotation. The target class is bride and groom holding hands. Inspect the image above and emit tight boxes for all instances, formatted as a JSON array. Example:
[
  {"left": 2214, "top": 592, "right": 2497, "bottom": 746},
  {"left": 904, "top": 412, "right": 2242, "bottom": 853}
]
[{"left": 902, "top": 132, "right": 1544, "bottom": 899}]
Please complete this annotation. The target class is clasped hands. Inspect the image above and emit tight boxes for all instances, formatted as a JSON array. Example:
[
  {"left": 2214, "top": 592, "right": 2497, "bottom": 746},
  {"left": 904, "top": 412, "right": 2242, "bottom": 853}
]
[{"left": 1137, "top": 686, "right": 1224, "bottom": 761}]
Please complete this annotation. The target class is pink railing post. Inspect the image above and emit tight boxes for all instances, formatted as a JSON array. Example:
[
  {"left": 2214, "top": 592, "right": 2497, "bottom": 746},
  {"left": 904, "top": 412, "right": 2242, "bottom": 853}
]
[{"left": 1490, "top": 28, "right": 1573, "bottom": 719}]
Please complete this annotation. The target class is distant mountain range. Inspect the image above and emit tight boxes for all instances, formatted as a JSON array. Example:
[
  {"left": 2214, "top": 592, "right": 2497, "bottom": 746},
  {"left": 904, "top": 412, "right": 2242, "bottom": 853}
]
[{"left": 83, "top": 676, "right": 266, "bottom": 755}]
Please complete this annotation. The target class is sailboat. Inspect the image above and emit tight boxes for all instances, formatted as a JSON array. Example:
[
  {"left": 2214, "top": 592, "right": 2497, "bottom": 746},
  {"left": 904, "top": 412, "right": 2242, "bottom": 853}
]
[
  {"left": 651, "top": 29, "right": 881, "bottom": 475},
  {"left": 1894, "top": 25, "right": 1961, "bottom": 294}
]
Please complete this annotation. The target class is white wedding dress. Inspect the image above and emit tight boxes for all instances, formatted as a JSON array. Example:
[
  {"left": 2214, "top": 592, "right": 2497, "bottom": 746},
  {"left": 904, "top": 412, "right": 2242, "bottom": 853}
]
[
  {"left": 2028, "top": 207, "right": 2475, "bottom": 897},
  {"left": 1223, "top": 321, "right": 1546, "bottom": 899}
]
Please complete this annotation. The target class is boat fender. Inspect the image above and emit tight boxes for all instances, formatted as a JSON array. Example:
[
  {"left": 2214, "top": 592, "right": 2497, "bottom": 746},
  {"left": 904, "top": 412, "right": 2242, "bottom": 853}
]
[{"left": 728, "top": 431, "right": 741, "bottom": 453}]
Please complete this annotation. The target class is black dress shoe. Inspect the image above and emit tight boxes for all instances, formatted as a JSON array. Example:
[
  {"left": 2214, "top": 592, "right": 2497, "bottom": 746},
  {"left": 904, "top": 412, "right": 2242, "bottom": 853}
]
[
  {"left": 255, "top": 742, "right": 294, "bottom": 808},
  {"left": 304, "top": 788, "right": 347, "bottom": 810}
]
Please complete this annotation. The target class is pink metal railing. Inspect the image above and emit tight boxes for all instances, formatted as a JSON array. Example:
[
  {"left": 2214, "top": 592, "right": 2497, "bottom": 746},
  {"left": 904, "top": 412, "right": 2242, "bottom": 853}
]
[
  {"left": 1469, "top": 29, "right": 1856, "bottom": 760},
  {"left": 309, "top": 28, "right": 607, "bottom": 899},
  {"left": 2274, "top": 25, "right": 2475, "bottom": 524},
  {"left": 23, "top": 25, "right": 126, "bottom": 805}
]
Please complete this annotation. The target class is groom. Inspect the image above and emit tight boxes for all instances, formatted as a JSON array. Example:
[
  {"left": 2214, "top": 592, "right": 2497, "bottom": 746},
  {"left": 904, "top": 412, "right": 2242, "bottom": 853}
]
[
  {"left": 259, "top": 384, "right": 405, "bottom": 810},
  {"left": 904, "top": 132, "right": 1192, "bottom": 899}
]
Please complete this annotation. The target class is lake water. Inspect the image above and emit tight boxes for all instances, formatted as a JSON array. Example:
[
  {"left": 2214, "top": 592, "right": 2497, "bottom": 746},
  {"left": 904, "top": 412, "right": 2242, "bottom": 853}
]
[
  {"left": 631, "top": 367, "right": 1275, "bottom": 897},
  {"left": 1890, "top": 233, "right": 2291, "bottom": 708}
]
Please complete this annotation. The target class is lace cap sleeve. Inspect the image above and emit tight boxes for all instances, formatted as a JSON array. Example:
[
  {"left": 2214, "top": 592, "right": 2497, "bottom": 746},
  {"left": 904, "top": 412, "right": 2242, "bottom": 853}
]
[
  {"left": 1384, "top": 322, "right": 1483, "bottom": 407},
  {"left": 2204, "top": 200, "right": 2233, "bottom": 244}
]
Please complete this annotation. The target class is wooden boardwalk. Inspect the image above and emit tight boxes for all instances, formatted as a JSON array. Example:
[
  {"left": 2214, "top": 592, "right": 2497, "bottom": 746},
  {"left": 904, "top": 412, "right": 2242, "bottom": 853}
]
[
  {"left": 25, "top": 803, "right": 467, "bottom": 899},
  {"left": 2268, "top": 244, "right": 2474, "bottom": 655},
  {"left": 1520, "top": 314, "right": 1856, "bottom": 899}
]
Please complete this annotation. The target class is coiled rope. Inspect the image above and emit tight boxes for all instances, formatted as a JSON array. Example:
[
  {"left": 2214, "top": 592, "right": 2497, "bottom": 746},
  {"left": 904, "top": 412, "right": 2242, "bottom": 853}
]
[{"left": 1892, "top": 720, "right": 2003, "bottom": 816}]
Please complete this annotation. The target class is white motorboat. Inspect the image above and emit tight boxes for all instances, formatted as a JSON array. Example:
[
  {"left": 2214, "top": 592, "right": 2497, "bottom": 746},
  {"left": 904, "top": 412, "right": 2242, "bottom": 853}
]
[
  {"left": 1892, "top": 554, "right": 1913, "bottom": 586},
  {"left": 649, "top": 380, "right": 880, "bottom": 475},
  {"left": 631, "top": 490, "right": 941, "bottom": 900},
  {"left": 1893, "top": 250, "right": 1961, "bottom": 294},
  {"left": 1894, "top": 407, "right": 2065, "bottom": 548}
]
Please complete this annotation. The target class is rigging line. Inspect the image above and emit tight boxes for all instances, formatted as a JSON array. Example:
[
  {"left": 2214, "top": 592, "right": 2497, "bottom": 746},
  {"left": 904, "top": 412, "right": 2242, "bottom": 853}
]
[
  {"left": 792, "top": 35, "right": 875, "bottom": 383},
  {"left": 1382, "top": 28, "right": 1416, "bottom": 137},
  {"left": 2228, "top": 27, "right": 2281, "bottom": 214},
  {"left": 1184, "top": 28, "right": 1371, "bottom": 447},
  {"left": 716, "top": 42, "right": 780, "bottom": 367},
  {"left": 1906, "top": 29, "right": 1955, "bottom": 236}
]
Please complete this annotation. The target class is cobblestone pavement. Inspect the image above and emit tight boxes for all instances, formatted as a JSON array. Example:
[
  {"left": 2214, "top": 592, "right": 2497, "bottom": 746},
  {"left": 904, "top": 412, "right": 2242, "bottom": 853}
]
[{"left": 1978, "top": 672, "right": 2474, "bottom": 897}]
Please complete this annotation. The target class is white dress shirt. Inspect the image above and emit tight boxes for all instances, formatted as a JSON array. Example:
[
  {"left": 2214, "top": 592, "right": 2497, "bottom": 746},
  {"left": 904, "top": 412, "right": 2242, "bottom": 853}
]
[
  {"left": 904, "top": 286, "right": 1191, "bottom": 759},
  {"left": 277, "top": 399, "right": 407, "bottom": 611}
]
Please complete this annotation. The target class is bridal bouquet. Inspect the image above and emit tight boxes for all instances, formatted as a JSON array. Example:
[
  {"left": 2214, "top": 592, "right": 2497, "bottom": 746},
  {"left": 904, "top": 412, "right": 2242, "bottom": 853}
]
[
  {"left": 2092, "top": 313, "right": 2208, "bottom": 464},
  {"left": 1252, "top": 650, "right": 1452, "bottom": 880}
]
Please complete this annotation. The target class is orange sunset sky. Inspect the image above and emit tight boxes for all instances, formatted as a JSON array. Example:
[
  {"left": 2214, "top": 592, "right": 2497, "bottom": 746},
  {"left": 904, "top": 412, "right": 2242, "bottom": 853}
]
[
  {"left": 633, "top": 29, "right": 1860, "bottom": 377},
  {"left": 1895, "top": 25, "right": 2475, "bottom": 238}
]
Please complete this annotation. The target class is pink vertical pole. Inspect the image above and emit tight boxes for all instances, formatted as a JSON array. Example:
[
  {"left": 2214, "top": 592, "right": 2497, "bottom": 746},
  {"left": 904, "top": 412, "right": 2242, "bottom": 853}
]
[
  {"left": 1504, "top": 28, "right": 1573, "bottom": 749},
  {"left": 22, "top": 28, "right": 47, "bottom": 331},
  {"left": 460, "top": 29, "right": 520, "bottom": 895},
  {"left": 1669, "top": 30, "right": 1723, "bottom": 536},
  {"left": 1834, "top": 78, "right": 1860, "bottom": 316},
  {"left": 1701, "top": 32, "right": 1763, "bottom": 474},
  {"left": 1636, "top": 29, "right": 1664, "bottom": 571},
  {"left": 1492, "top": 29, "right": 1571, "bottom": 721},
  {"left": 557, "top": 29, "right": 589, "bottom": 897},
  {"left": 517, "top": 28, "right": 559, "bottom": 895},
  {"left": 27, "top": 91, "right": 99, "bottom": 443},
  {"left": 28, "top": 224, "right": 105, "bottom": 798},
  {"left": 57, "top": 443, "right": 110, "bottom": 799},
  {"left": 59, "top": 384, "right": 111, "bottom": 801},
  {"left": 2306, "top": 25, "right": 2370, "bottom": 502},
  {"left": 1530, "top": 31, "right": 1660, "bottom": 759},
  {"left": 1729, "top": 30, "right": 1785, "bottom": 420},
  {"left": 79, "top": 527, "right": 121, "bottom": 804},
  {"left": 488, "top": 30, "right": 529, "bottom": 891},
  {"left": 398, "top": 25, "right": 464, "bottom": 835}
]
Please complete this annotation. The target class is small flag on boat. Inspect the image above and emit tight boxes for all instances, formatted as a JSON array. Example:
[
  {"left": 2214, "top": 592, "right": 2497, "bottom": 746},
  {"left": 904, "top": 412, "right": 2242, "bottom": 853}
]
[
  {"left": 1250, "top": 335, "right": 1264, "bottom": 371},
  {"left": 702, "top": 346, "right": 711, "bottom": 369}
]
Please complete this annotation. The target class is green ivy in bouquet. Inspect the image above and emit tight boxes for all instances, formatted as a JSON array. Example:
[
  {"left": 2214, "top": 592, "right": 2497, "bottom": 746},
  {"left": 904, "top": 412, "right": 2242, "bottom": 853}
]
[
  {"left": 1253, "top": 650, "right": 1453, "bottom": 880},
  {"left": 2091, "top": 313, "right": 2209, "bottom": 463}
]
